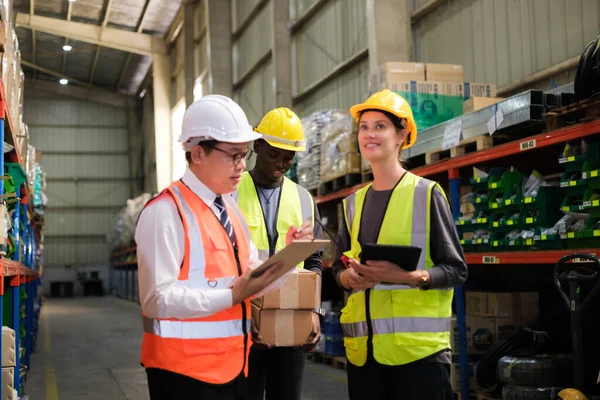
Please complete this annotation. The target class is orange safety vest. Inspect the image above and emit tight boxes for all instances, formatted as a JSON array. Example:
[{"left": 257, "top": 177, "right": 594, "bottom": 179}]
[{"left": 140, "top": 180, "right": 252, "bottom": 384}]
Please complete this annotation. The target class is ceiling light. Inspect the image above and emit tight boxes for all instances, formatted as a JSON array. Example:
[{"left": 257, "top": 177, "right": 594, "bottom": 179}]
[
  {"left": 59, "top": 79, "right": 68, "bottom": 85},
  {"left": 139, "top": 88, "right": 147, "bottom": 99},
  {"left": 68, "top": 0, "right": 76, "bottom": 2},
  {"left": 63, "top": 45, "right": 72, "bottom": 51}
]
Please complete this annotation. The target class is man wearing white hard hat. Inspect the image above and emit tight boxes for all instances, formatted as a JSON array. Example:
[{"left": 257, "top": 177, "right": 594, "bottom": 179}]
[{"left": 135, "top": 95, "right": 314, "bottom": 399}]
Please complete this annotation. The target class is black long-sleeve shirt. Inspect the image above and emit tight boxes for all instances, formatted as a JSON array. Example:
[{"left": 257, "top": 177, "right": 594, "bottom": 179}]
[
  {"left": 331, "top": 180, "right": 468, "bottom": 363},
  {"left": 254, "top": 180, "right": 323, "bottom": 276}
]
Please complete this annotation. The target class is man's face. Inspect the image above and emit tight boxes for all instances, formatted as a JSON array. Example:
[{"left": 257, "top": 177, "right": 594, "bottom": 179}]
[
  {"left": 254, "top": 140, "right": 295, "bottom": 183},
  {"left": 192, "top": 142, "right": 250, "bottom": 194}
]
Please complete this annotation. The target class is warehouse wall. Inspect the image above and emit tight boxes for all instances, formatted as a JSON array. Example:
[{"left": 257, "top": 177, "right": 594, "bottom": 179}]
[
  {"left": 231, "top": 0, "right": 276, "bottom": 126},
  {"left": 24, "top": 91, "right": 132, "bottom": 294},
  {"left": 413, "top": 0, "right": 599, "bottom": 92},
  {"left": 291, "top": 0, "right": 369, "bottom": 116}
]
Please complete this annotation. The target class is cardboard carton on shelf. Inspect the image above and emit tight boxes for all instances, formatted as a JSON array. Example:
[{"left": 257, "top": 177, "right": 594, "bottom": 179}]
[
  {"left": 370, "top": 62, "right": 426, "bottom": 92},
  {"left": 450, "top": 362, "right": 479, "bottom": 392},
  {"left": 426, "top": 63, "right": 464, "bottom": 82},
  {"left": 251, "top": 303, "right": 313, "bottom": 347},
  {"left": 466, "top": 291, "right": 539, "bottom": 318},
  {"left": 1, "top": 367, "right": 14, "bottom": 399},
  {"left": 450, "top": 315, "right": 537, "bottom": 355},
  {"left": 463, "top": 97, "right": 505, "bottom": 113},
  {"left": 252, "top": 268, "right": 320, "bottom": 310},
  {"left": 442, "top": 82, "right": 497, "bottom": 99},
  {"left": 2, "top": 327, "right": 15, "bottom": 367}
]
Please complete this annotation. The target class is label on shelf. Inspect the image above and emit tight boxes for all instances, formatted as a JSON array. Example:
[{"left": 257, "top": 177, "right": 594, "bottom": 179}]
[
  {"left": 584, "top": 201, "right": 592, "bottom": 207},
  {"left": 493, "top": 221, "right": 499, "bottom": 227},
  {"left": 509, "top": 240, "right": 516, "bottom": 245},
  {"left": 526, "top": 217, "right": 534, "bottom": 224},
  {"left": 568, "top": 232, "right": 575, "bottom": 239},
  {"left": 568, "top": 156, "right": 575, "bottom": 162},
  {"left": 460, "top": 240, "right": 465, "bottom": 245},
  {"left": 524, "top": 197, "right": 533, "bottom": 204},
  {"left": 560, "top": 182, "right": 569, "bottom": 188},
  {"left": 507, "top": 220, "right": 514, "bottom": 225},
  {"left": 559, "top": 158, "right": 568, "bottom": 164},
  {"left": 493, "top": 241, "right": 500, "bottom": 247},
  {"left": 476, "top": 198, "right": 481, "bottom": 204},
  {"left": 526, "top": 239, "right": 533, "bottom": 245},
  {"left": 477, "top": 239, "right": 483, "bottom": 244},
  {"left": 482, "top": 255, "right": 498, "bottom": 264},
  {"left": 569, "top": 181, "right": 577, "bottom": 187},
  {"left": 562, "top": 206, "right": 570, "bottom": 211},
  {"left": 492, "top": 203, "right": 499, "bottom": 209},
  {"left": 520, "top": 139, "right": 536, "bottom": 151},
  {"left": 595, "top": 230, "right": 600, "bottom": 237},
  {"left": 505, "top": 199, "right": 511, "bottom": 205},
  {"left": 592, "top": 170, "right": 599, "bottom": 178},
  {"left": 460, "top": 220, "right": 465, "bottom": 225},
  {"left": 594, "top": 200, "right": 600, "bottom": 207},
  {"left": 490, "top": 183, "right": 498, "bottom": 189},
  {"left": 541, "top": 234, "right": 547, "bottom": 240}
]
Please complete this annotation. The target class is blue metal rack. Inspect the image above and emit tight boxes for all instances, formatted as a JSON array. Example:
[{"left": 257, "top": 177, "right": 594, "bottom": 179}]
[{"left": 0, "top": 79, "right": 43, "bottom": 399}]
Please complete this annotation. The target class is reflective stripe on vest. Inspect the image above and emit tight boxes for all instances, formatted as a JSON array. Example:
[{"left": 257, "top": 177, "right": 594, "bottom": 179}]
[
  {"left": 342, "top": 317, "right": 451, "bottom": 338},
  {"left": 340, "top": 172, "right": 454, "bottom": 367},
  {"left": 235, "top": 172, "right": 314, "bottom": 263},
  {"left": 143, "top": 316, "right": 252, "bottom": 339}
]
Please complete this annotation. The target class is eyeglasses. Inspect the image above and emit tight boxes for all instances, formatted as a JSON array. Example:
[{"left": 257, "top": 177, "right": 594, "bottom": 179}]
[{"left": 212, "top": 146, "right": 253, "bottom": 165}]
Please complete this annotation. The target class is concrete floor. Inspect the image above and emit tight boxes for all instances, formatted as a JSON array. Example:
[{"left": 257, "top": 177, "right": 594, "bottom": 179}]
[{"left": 26, "top": 297, "right": 348, "bottom": 400}]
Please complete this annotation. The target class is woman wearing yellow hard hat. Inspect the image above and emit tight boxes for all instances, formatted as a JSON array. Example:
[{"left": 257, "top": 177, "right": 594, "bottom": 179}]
[{"left": 331, "top": 89, "right": 467, "bottom": 399}]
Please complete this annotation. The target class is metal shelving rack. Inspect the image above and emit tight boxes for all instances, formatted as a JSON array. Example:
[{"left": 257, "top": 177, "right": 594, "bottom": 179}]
[
  {"left": 313, "top": 117, "right": 600, "bottom": 399},
  {"left": 109, "top": 247, "right": 138, "bottom": 302},
  {"left": 0, "top": 79, "right": 43, "bottom": 399}
]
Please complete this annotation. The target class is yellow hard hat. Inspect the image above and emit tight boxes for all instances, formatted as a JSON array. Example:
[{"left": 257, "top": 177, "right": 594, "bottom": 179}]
[
  {"left": 255, "top": 107, "right": 306, "bottom": 152},
  {"left": 349, "top": 89, "right": 418, "bottom": 149},
  {"left": 558, "top": 389, "right": 588, "bottom": 400}
]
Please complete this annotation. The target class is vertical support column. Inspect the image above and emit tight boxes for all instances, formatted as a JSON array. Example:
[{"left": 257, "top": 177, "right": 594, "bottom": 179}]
[
  {"left": 449, "top": 168, "right": 469, "bottom": 399},
  {"left": 366, "top": 0, "right": 412, "bottom": 74},
  {"left": 127, "top": 106, "right": 143, "bottom": 198},
  {"left": 12, "top": 187, "right": 20, "bottom": 394},
  {"left": 206, "top": 0, "right": 232, "bottom": 96},
  {"left": 272, "top": 0, "right": 292, "bottom": 107},
  {"left": 184, "top": 0, "right": 196, "bottom": 107},
  {"left": 152, "top": 54, "right": 173, "bottom": 191}
]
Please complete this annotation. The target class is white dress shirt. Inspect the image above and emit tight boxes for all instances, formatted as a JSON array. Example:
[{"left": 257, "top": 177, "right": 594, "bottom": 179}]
[{"left": 135, "top": 168, "right": 262, "bottom": 319}]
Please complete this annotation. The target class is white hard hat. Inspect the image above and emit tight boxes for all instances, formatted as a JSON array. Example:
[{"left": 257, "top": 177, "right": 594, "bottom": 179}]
[{"left": 179, "top": 95, "right": 261, "bottom": 149}]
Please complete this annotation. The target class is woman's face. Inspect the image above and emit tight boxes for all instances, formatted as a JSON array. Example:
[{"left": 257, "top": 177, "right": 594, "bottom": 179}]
[{"left": 358, "top": 111, "right": 406, "bottom": 163}]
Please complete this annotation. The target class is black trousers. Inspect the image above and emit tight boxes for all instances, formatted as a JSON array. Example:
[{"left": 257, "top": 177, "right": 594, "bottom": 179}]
[
  {"left": 247, "top": 346, "right": 306, "bottom": 400},
  {"left": 346, "top": 355, "right": 454, "bottom": 400},
  {"left": 146, "top": 368, "right": 247, "bottom": 400}
]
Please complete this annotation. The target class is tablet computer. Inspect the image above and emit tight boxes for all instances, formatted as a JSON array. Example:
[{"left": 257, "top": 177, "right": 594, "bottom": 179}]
[
  {"left": 359, "top": 243, "right": 422, "bottom": 272},
  {"left": 250, "top": 239, "right": 330, "bottom": 278}
]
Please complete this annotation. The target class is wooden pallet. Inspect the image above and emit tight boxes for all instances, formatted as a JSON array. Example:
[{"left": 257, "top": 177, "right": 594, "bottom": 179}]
[
  {"left": 425, "top": 135, "right": 494, "bottom": 165},
  {"left": 307, "top": 352, "right": 347, "bottom": 370},
  {"left": 318, "top": 173, "right": 362, "bottom": 196},
  {"left": 545, "top": 96, "right": 600, "bottom": 130}
]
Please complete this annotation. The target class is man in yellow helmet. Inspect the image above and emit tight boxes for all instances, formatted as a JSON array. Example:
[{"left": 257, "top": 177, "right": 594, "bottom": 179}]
[{"left": 232, "top": 107, "right": 324, "bottom": 400}]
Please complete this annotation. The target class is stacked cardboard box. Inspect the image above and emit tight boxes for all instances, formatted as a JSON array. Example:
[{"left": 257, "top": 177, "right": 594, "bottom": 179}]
[
  {"left": 251, "top": 269, "right": 320, "bottom": 347},
  {"left": 368, "top": 62, "right": 498, "bottom": 133},
  {"left": 450, "top": 291, "right": 539, "bottom": 392},
  {"left": 463, "top": 97, "right": 505, "bottom": 114},
  {"left": 2, "top": 327, "right": 15, "bottom": 400}
]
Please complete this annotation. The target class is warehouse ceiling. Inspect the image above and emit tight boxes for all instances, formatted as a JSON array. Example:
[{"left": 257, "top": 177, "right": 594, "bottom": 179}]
[{"left": 14, "top": 0, "right": 183, "bottom": 96}]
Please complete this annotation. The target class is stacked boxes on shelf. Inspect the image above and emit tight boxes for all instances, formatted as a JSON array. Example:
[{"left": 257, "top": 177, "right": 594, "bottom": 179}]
[
  {"left": 1, "top": 327, "right": 16, "bottom": 400},
  {"left": 557, "top": 140, "right": 600, "bottom": 248},
  {"left": 251, "top": 269, "right": 320, "bottom": 347},
  {"left": 368, "top": 62, "right": 497, "bottom": 133},
  {"left": 456, "top": 166, "right": 575, "bottom": 253},
  {"left": 319, "top": 111, "right": 360, "bottom": 184},
  {"left": 450, "top": 292, "right": 539, "bottom": 392}
]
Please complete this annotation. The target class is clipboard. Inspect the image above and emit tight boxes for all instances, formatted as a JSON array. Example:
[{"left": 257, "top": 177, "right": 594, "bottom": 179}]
[
  {"left": 360, "top": 243, "right": 422, "bottom": 272},
  {"left": 250, "top": 239, "right": 330, "bottom": 279}
]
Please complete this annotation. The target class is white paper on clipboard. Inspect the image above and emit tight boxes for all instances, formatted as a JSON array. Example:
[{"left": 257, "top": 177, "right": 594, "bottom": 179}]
[{"left": 250, "top": 239, "right": 330, "bottom": 280}]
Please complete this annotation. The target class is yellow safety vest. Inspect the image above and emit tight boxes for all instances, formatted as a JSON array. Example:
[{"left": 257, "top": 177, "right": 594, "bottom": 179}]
[
  {"left": 235, "top": 171, "right": 315, "bottom": 264},
  {"left": 341, "top": 171, "right": 453, "bottom": 367}
]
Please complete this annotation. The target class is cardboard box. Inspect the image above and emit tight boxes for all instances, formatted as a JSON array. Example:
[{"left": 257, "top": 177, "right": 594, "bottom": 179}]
[
  {"left": 370, "top": 62, "right": 426, "bottom": 92},
  {"left": 2, "top": 367, "right": 14, "bottom": 399},
  {"left": 442, "top": 82, "right": 497, "bottom": 98},
  {"left": 252, "top": 268, "right": 320, "bottom": 310},
  {"left": 451, "top": 362, "right": 479, "bottom": 392},
  {"left": 451, "top": 315, "right": 536, "bottom": 355},
  {"left": 2, "top": 327, "right": 15, "bottom": 367},
  {"left": 463, "top": 97, "right": 504, "bottom": 113},
  {"left": 251, "top": 303, "right": 313, "bottom": 347},
  {"left": 466, "top": 292, "right": 539, "bottom": 318},
  {"left": 426, "top": 63, "right": 464, "bottom": 82}
]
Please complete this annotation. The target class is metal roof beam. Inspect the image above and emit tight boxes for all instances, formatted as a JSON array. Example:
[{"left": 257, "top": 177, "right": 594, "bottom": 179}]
[
  {"left": 16, "top": 13, "right": 167, "bottom": 55},
  {"left": 102, "top": 0, "right": 114, "bottom": 27},
  {"left": 116, "top": 0, "right": 151, "bottom": 91},
  {"left": 23, "top": 62, "right": 135, "bottom": 108}
]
